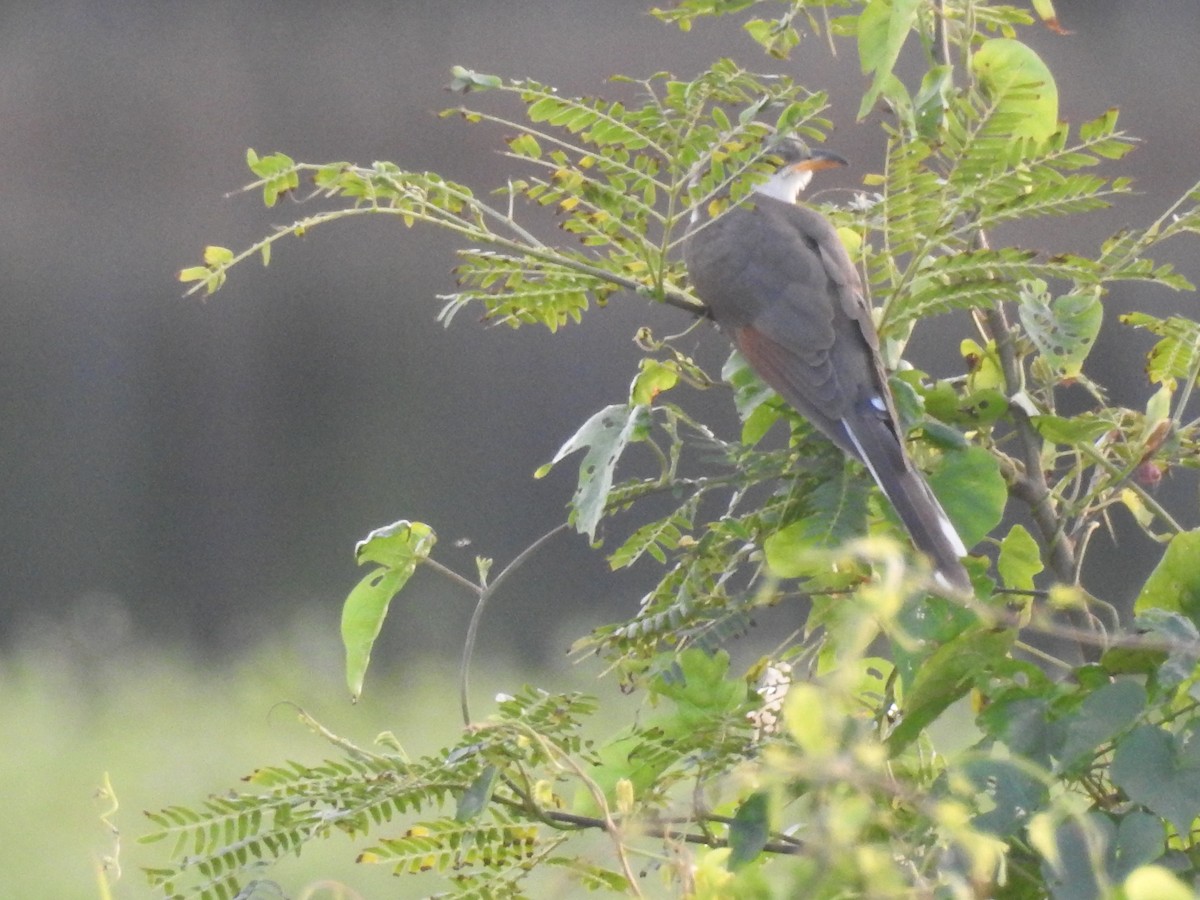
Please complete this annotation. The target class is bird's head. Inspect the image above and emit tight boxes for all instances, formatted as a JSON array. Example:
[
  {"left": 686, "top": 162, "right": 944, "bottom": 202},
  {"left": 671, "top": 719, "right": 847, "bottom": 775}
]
[{"left": 757, "top": 137, "right": 848, "bottom": 203}]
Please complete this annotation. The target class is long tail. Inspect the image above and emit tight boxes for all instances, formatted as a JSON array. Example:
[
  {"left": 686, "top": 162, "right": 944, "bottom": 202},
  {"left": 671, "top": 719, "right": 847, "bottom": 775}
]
[{"left": 842, "top": 417, "right": 971, "bottom": 596}]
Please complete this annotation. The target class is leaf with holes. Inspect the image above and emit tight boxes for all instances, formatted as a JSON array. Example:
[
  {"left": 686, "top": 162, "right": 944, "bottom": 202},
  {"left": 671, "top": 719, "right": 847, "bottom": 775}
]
[
  {"left": 540, "top": 404, "right": 652, "bottom": 541},
  {"left": 1018, "top": 281, "right": 1102, "bottom": 379},
  {"left": 343, "top": 520, "right": 437, "bottom": 700}
]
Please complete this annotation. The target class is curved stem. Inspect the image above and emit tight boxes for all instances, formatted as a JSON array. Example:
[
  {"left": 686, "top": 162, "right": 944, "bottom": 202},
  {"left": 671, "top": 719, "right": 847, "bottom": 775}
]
[{"left": 459, "top": 523, "right": 570, "bottom": 725}]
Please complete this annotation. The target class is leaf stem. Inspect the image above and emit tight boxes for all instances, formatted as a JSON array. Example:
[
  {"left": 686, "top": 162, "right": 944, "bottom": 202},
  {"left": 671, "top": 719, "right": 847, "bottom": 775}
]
[{"left": 457, "top": 523, "right": 570, "bottom": 726}]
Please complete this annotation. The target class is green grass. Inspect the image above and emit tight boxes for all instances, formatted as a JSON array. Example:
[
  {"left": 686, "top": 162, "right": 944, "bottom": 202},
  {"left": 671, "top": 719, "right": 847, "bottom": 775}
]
[{"left": 0, "top": 615, "right": 591, "bottom": 899}]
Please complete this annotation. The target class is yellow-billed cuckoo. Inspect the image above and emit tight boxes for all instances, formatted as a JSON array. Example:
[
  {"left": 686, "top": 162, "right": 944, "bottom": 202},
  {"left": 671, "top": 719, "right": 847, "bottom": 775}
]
[{"left": 685, "top": 139, "right": 971, "bottom": 595}]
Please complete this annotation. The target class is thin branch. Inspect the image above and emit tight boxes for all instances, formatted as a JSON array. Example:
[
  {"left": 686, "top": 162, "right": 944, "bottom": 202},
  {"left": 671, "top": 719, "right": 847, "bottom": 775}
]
[
  {"left": 459, "top": 523, "right": 570, "bottom": 725},
  {"left": 1076, "top": 441, "right": 1185, "bottom": 536}
]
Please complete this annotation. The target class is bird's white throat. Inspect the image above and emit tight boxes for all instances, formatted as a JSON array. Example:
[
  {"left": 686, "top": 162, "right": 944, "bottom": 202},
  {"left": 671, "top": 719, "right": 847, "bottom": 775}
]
[{"left": 754, "top": 166, "right": 813, "bottom": 204}]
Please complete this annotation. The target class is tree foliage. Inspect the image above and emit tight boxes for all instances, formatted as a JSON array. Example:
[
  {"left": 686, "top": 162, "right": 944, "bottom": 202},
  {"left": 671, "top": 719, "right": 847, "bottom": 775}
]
[{"left": 149, "top": 1, "right": 1200, "bottom": 897}]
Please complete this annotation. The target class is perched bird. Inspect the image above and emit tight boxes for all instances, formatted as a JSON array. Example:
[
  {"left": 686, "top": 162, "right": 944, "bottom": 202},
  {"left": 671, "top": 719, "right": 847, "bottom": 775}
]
[{"left": 684, "top": 139, "right": 971, "bottom": 595}]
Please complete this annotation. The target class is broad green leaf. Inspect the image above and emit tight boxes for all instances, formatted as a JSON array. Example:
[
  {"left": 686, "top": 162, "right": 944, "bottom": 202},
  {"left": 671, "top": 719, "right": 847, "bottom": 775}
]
[
  {"left": 342, "top": 566, "right": 414, "bottom": 701},
  {"left": 960, "top": 339, "right": 1005, "bottom": 392},
  {"left": 971, "top": 38, "right": 1059, "bottom": 142},
  {"left": 1056, "top": 680, "right": 1146, "bottom": 774},
  {"left": 1031, "top": 413, "right": 1113, "bottom": 445},
  {"left": 888, "top": 628, "right": 1014, "bottom": 752},
  {"left": 857, "top": 0, "right": 922, "bottom": 119},
  {"left": 1145, "top": 383, "right": 1173, "bottom": 424},
  {"left": 1036, "top": 812, "right": 1111, "bottom": 899},
  {"left": 630, "top": 359, "right": 679, "bottom": 406},
  {"left": 764, "top": 465, "right": 870, "bottom": 578},
  {"left": 1134, "top": 529, "right": 1200, "bottom": 627},
  {"left": 1111, "top": 814, "right": 1167, "bottom": 883},
  {"left": 998, "top": 524, "right": 1042, "bottom": 591},
  {"left": 652, "top": 648, "right": 744, "bottom": 731},
  {"left": 354, "top": 519, "right": 437, "bottom": 569},
  {"left": 980, "top": 694, "right": 1062, "bottom": 770},
  {"left": 741, "top": 401, "right": 783, "bottom": 447},
  {"left": 1111, "top": 724, "right": 1200, "bottom": 836},
  {"left": 913, "top": 64, "right": 952, "bottom": 137},
  {"left": 455, "top": 765, "right": 498, "bottom": 822},
  {"left": 892, "top": 594, "right": 982, "bottom": 688},
  {"left": 1126, "top": 609, "right": 1200, "bottom": 690},
  {"left": 542, "top": 404, "right": 651, "bottom": 541},
  {"left": 727, "top": 792, "right": 770, "bottom": 870},
  {"left": 722, "top": 350, "right": 775, "bottom": 421},
  {"left": 959, "top": 758, "right": 1047, "bottom": 837},
  {"left": 919, "top": 381, "right": 1008, "bottom": 428},
  {"left": 927, "top": 446, "right": 1007, "bottom": 548},
  {"left": 1018, "top": 282, "right": 1102, "bottom": 379},
  {"left": 343, "top": 520, "right": 436, "bottom": 699}
]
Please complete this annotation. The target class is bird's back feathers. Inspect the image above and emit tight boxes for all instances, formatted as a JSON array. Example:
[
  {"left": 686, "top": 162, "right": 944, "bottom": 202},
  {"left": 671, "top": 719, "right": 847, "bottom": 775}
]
[{"left": 686, "top": 191, "right": 971, "bottom": 594}]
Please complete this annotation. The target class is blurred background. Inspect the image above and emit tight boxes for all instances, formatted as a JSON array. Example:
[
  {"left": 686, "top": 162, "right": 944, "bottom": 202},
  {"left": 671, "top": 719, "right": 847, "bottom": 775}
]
[{"left": 2, "top": 1, "right": 1198, "bottom": 895}]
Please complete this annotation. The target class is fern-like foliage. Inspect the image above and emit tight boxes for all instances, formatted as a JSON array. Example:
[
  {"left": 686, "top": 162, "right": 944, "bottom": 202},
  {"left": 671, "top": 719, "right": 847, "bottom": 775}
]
[
  {"left": 141, "top": 688, "right": 600, "bottom": 898},
  {"left": 157, "top": 1, "right": 1200, "bottom": 897}
]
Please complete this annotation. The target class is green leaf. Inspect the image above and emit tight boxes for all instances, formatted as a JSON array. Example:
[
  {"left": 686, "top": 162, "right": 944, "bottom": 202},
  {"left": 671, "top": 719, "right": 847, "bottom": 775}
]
[
  {"left": 857, "top": 0, "right": 922, "bottom": 119},
  {"left": 971, "top": 38, "right": 1059, "bottom": 141},
  {"left": 342, "top": 567, "right": 413, "bottom": 702},
  {"left": 652, "top": 648, "right": 744, "bottom": 730},
  {"left": 919, "top": 381, "right": 1008, "bottom": 428},
  {"left": 959, "top": 757, "right": 1047, "bottom": 837},
  {"left": 1110, "top": 813, "right": 1166, "bottom": 882},
  {"left": 1056, "top": 680, "right": 1146, "bottom": 774},
  {"left": 1018, "top": 282, "right": 1103, "bottom": 379},
  {"left": 343, "top": 520, "right": 436, "bottom": 700},
  {"left": 608, "top": 504, "right": 694, "bottom": 570},
  {"left": 177, "top": 266, "right": 212, "bottom": 284},
  {"left": 447, "top": 65, "right": 502, "bottom": 93},
  {"left": 203, "top": 245, "right": 234, "bottom": 266},
  {"left": 245, "top": 151, "right": 298, "bottom": 207},
  {"left": 630, "top": 359, "right": 679, "bottom": 406},
  {"left": 1111, "top": 724, "right": 1200, "bottom": 836},
  {"left": 544, "top": 404, "right": 651, "bottom": 541},
  {"left": 1129, "top": 609, "right": 1200, "bottom": 690},
  {"left": 742, "top": 18, "right": 799, "bottom": 59},
  {"left": 998, "top": 524, "right": 1042, "bottom": 591},
  {"left": 888, "top": 628, "right": 1014, "bottom": 752},
  {"left": 455, "top": 766, "right": 497, "bottom": 823},
  {"left": 1121, "top": 312, "right": 1200, "bottom": 386},
  {"left": 727, "top": 792, "right": 770, "bottom": 870},
  {"left": 1030, "top": 413, "right": 1114, "bottom": 445},
  {"left": 1034, "top": 812, "right": 1111, "bottom": 899},
  {"left": 1134, "top": 529, "right": 1200, "bottom": 627},
  {"left": 763, "top": 466, "right": 870, "bottom": 578},
  {"left": 926, "top": 446, "right": 1007, "bottom": 548},
  {"left": 506, "top": 132, "right": 542, "bottom": 159},
  {"left": 354, "top": 519, "right": 437, "bottom": 569}
]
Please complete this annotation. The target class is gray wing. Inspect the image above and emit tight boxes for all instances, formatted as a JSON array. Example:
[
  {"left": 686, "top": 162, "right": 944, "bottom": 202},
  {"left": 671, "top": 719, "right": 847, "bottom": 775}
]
[{"left": 686, "top": 194, "right": 891, "bottom": 456}]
